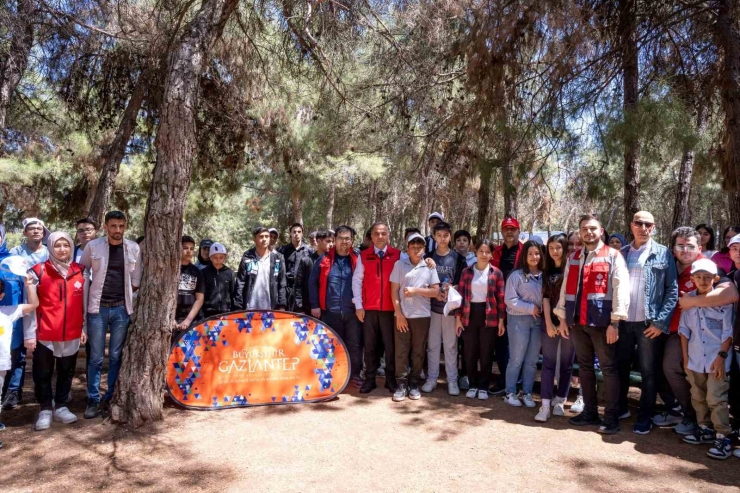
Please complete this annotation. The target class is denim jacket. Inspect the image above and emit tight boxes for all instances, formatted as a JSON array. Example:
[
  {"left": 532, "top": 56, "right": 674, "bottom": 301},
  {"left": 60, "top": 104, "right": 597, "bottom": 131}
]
[
  {"left": 620, "top": 240, "right": 678, "bottom": 333},
  {"left": 80, "top": 237, "right": 142, "bottom": 315}
]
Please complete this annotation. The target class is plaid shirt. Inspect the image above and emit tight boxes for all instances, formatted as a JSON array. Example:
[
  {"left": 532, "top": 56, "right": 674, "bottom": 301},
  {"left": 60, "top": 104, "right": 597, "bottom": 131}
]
[{"left": 457, "top": 264, "right": 506, "bottom": 327}]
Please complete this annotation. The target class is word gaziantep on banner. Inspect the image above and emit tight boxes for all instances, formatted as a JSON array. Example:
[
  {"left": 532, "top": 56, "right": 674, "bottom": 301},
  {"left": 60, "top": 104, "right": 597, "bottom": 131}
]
[{"left": 166, "top": 311, "right": 350, "bottom": 410}]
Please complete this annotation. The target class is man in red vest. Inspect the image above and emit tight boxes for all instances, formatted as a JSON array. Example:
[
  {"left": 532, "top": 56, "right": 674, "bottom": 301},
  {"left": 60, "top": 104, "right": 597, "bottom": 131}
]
[
  {"left": 352, "top": 222, "right": 401, "bottom": 394},
  {"left": 488, "top": 216, "right": 524, "bottom": 395},
  {"left": 308, "top": 226, "right": 363, "bottom": 387},
  {"left": 554, "top": 213, "right": 630, "bottom": 435}
]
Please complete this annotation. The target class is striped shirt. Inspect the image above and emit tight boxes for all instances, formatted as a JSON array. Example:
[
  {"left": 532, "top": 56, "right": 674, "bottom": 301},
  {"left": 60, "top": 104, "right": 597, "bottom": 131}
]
[
  {"left": 504, "top": 269, "right": 543, "bottom": 316},
  {"left": 626, "top": 241, "right": 650, "bottom": 322}
]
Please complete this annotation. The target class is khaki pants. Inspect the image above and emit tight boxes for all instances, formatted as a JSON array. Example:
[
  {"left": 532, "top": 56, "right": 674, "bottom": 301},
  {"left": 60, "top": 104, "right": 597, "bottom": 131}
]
[{"left": 686, "top": 369, "right": 731, "bottom": 435}]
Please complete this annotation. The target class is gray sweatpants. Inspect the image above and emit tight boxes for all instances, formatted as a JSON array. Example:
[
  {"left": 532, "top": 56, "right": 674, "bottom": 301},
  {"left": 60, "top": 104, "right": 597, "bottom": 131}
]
[{"left": 426, "top": 312, "right": 459, "bottom": 382}]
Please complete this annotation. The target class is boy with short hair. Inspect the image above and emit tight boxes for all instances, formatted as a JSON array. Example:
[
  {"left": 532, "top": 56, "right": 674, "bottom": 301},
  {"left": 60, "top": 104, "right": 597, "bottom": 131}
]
[
  {"left": 390, "top": 233, "right": 440, "bottom": 402},
  {"left": 422, "top": 221, "right": 466, "bottom": 396},
  {"left": 679, "top": 258, "right": 735, "bottom": 459},
  {"left": 454, "top": 230, "right": 476, "bottom": 267},
  {"left": 173, "top": 236, "right": 205, "bottom": 343},
  {"left": 201, "top": 243, "right": 235, "bottom": 319}
]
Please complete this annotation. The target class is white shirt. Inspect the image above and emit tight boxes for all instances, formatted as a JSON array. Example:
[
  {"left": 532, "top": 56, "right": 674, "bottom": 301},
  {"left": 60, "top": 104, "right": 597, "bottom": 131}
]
[
  {"left": 0, "top": 306, "right": 23, "bottom": 371},
  {"left": 471, "top": 265, "right": 489, "bottom": 303},
  {"left": 351, "top": 246, "right": 388, "bottom": 310}
]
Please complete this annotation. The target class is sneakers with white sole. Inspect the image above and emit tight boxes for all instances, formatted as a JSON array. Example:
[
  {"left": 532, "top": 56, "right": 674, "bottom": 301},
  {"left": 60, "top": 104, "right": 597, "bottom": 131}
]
[
  {"left": 553, "top": 401, "right": 566, "bottom": 416},
  {"left": 35, "top": 410, "right": 52, "bottom": 431},
  {"left": 504, "top": 393, "right": 522, "bottom": 407},
  {"left": 448, "top": 381, "right": 460, "bottom": 396},
  {"left": 421, "top": 379, "right": 437, "bottom": 393},
  {"left": 570, "top": 395, "right": 584, "bottom": 413},
  {"left": 466, "top": 388, "right": 478, "bottom": 399},
  {"left": 535, "top": 406, "right": 550, "bottom": 422},
  {"left": 478, "top": 390, "right": 489, "bottom": 400},
  {"left": 550, "top": 396, "right": 565, "bottom": 407},
  {"left": 522, "top": 393, "right": 536, "bottom": 408},
  {"left": 53, "top": 407, "right": 78, "bottom": 424}
]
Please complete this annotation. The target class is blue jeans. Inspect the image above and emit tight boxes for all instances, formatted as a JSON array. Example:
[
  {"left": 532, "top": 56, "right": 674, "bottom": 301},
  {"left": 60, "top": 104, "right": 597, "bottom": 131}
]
[
  {"left": 2, "top": 346, "right": 27, "bottom": 398},
  {"left": 87, "top": 306, "right": 131, "bottom": 403},
  {"left": 505, "top": 314, "right": 542, "bottom": 394}
]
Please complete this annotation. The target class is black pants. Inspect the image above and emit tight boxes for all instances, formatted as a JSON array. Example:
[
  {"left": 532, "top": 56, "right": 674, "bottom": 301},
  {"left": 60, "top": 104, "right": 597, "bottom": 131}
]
[
  {"left": 571, "top": 324, "right": 619, "bottom": 420},
  {"left": 363, "top": 310, "right": 396, "bottom": 386},
  {"left": 394, "top": 317, "right": 430, "bottom": 387},
  {"left": 616, "top": 321, "right": 662, "bottom": 421},
  {"left": 662, "top": 333, "right": 696, "bottom": 421},
  {"left": 493, "top": 330, "right": 509, "bottom": 385},
  {"left": 462, "top": 303, "right": 497, "bottom": 390},
  {"left": 33, "top": 343, "right": 78, "bottom": 411},
  {"left": 730, "top": 350, "right": 740, "bottom": 430},
  {"left": 322, "top": 310, "right": 363, "bottom": 379}
]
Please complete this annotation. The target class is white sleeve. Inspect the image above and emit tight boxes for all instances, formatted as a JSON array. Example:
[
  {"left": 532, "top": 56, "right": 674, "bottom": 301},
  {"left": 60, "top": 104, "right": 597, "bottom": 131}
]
[{"left": 352, "top": 254, "right": 365, "bottom": 310}]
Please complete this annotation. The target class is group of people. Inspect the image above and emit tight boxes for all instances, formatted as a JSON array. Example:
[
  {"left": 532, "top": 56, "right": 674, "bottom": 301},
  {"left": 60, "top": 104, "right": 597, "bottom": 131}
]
[{"left": 0, "top": 210, "right": 739, "bottom": 463}]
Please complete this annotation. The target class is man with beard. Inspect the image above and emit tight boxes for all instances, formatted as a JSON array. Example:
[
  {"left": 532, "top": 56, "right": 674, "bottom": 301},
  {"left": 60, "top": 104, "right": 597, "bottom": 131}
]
[{"left": 278, "top": 223, "right": 313, "bottom": 311}]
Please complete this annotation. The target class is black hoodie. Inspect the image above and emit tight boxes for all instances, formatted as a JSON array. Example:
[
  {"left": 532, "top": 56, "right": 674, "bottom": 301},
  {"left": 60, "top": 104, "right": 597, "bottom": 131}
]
[{"left": 201, "top": 264, "right": 235, "bottom": 317}]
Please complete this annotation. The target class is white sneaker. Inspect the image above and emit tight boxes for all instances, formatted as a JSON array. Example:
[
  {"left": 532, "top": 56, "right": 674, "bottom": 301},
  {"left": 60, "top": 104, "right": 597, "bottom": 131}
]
[
  {"left": 535, "top": 406, "right": 550, "bottom": 422},
  {"left": 35, "top": 410, "right": 52, "bottom": 431},
  {"left": 522, "top": 393, "right": 536, "bottom": 408},
  {"left": 504, "top": 392, "right": 522, "bottom": 407},
  {"left": 53, "top": 407, "right": 78, "bottom": 424},
  {"left": 478, "top": 390, "right": 489, "bottom": 400},
  {"left": 553, "top": 401, "right": 566, "bottom": 416},
  {"left": 551, "top": 396, "right": 565, "bottom": 407},
  {"left": 421, "top": 379, "right": 437, "bottom": 393},
  {"left": 466, "top": 388, "right": 478, "bottom": 399},
  {"left": 448, "top": 381, "right": 460, "bottom": 396},
  {"left": 733, "top": 448, "right": 740, "bottom": 459},
  {"left": 570, "top": 395, "right": 585, "bottom": 413}
]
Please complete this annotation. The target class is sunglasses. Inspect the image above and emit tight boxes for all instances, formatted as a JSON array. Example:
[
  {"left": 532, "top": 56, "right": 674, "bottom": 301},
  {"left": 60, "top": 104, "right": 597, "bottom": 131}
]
[{"left": 633, "top": 221, "right": 654, "bottom": 229}]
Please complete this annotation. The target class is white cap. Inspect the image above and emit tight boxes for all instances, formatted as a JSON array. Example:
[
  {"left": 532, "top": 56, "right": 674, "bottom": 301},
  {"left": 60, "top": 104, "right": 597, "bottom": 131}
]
[
  {"left": 22, "top": 217, "right": 44, "bottom": 230},
  {"left": 268, "top": 228, "right": 278, "bottom": 234},
  {"left": 407, "top": 233, "right": 425, "bottom": 245},
  {"left": 728, "top": 233, "right": 740, "bottom": 248},
  {"left": 690, "top": 258, "right": 718, "bottom": 276},
  {"left": 428, "top": 212, "right": 444, "bottom": 221},
  {"left": 209, "top": 242, "right": 227, "bottom": 256}
]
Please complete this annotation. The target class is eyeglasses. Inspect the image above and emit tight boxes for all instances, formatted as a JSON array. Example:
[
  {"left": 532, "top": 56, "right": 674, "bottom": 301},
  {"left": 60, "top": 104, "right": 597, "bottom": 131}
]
[
  {"left": 675, "top": 245, "right": 697, "bottom": 252},
  {"left": 26, "top": 226, "right": 43, "bottom": 232},
  {"left": 77, "top": 228, "right": 95, "bottom": 233},
  {"left": 335, "top": 237, "right": 353, "bottom": 243},
  {"left": 633, "top": 221, "right": 654, "bottom": 229}
]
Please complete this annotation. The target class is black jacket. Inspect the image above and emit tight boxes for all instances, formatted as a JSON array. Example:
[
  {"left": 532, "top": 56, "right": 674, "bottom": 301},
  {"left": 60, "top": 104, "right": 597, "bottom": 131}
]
[
  {"left": 293, "top": 251, "right": 320, "bottom": 314},
  {"left": 201, "top": 264, "right": 235, "bottom": 316},
  {"left": 278, "top": 243, "right": 313, "bottom": 285},
  {"left": 233, "top": 248, "right": 287, "bottom": 310}
]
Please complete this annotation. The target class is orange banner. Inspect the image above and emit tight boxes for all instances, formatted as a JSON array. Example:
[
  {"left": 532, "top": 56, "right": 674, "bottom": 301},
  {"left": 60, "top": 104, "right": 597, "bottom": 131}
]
[{"left": 166, "top": 311, "right": 350, "bottom": 410}]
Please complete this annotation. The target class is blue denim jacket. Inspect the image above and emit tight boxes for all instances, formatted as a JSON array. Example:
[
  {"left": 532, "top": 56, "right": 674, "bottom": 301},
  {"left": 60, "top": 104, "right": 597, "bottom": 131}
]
[{"left": 620, "top": 240, "right": 678, "bottom": 333}]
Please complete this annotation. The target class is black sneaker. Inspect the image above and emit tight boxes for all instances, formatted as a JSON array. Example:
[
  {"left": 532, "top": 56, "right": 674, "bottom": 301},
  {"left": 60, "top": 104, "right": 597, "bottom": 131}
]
[
  {"left": 1, "top": 391, "right": 19, "bottom": 410},
  {"left": 633, "top": 418, "right": 653, "bottom": 435},
  {"left": 489, "top": 381, "right": 507, "bottom": 396},
  {"left": 98, "top": 398, "right": 111, "bottom": 418},
  {"left": 359, "top": 380, "right": 377, "bottom": 394},
  {"left": 682, "top": 426, "right": 716, "bottom": 444},
  {"left": 728, "top": 429, "right": 739, "bottom": 446},
  {"left": 384, "top": 380, "right": 398, "bottom": 394},
  {"left": 707, "top": 436, "right": 733, "bottom": 460},
  {"left": 392, "top": 385, "right": 408, "bottom": 402},
  {"left": 84, "top": 401, "right": 100, "bottom": 419},
  {"left": 597, "top": 418, "right": 621, "bottom": 435},
  {"left": 568, "top": 411, "right": 602, "bottom": 427}
]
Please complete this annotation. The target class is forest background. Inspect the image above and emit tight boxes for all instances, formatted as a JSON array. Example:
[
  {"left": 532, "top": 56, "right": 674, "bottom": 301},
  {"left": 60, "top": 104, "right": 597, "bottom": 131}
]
[{"left": 2, "top": 0, "right": 740, "bottom": 425}]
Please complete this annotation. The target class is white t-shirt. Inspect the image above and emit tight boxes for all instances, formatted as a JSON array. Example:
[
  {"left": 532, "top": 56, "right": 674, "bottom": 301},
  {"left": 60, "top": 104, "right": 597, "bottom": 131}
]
[
  {"left": 248, "top": 252, "right": 272, "bottom": 310},
  {"left": 0, "top": 305, "right": 23, "bottom": 371},
  {"left": 389, "top": 257, "right": 440, "bottom": 319},
  {"left": 471, "top": 265, "right": 489, "bottom": 303}
]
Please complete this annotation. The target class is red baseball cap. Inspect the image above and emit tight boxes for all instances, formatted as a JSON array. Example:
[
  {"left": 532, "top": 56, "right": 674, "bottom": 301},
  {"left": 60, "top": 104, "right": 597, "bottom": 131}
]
[{"left": 501, "top": 217, "right": 520, "bottom": 230}]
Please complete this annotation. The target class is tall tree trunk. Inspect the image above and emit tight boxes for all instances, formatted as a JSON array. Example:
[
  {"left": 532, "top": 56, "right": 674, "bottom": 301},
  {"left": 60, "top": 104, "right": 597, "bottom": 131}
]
[
  {"left": 418, "top": 170, "right": 434, "bottom": 233},
  {"left": 716, "top": 0, "right": 740, "bottom": 209},
  {"left": 476, "top": 160, "right": 493, "bottom": 239},
  {"left": 110, "top": 0, "right": 239, "bottom": 428},
  {"left": 326, "top": 181, "right": 335, "bottom": 228},
  {"left": 671, "top": 106, "right": 706, "bottom": 231},
  {"left": 620, "top": 0, "right": 641, "bottom": 233},
  {"left": 87, "top": 77, "right": 147, "bottom": 226},
  {"left": 501, "top": 154, "right": 518, "bottom": 218},
  {"left": 0, "top": 0, "right": 34, "bottom": 132}
]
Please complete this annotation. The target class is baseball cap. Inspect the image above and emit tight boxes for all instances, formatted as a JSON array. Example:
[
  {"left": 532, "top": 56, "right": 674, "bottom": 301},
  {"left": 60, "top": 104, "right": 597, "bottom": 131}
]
[
  {"left": 690, "top": 258, "right": 718, "bottom": 276},
  {"left": 268, "top": 228, "right": 278, "bottom": 235},
  {"left": 428, "top": 212, "right": 444, "bottom": 221},
  {"left": 407, "top": 233, "right": 426, "bottom": 245},
  {"left": 728, "top": 233, "right": 740, "bottom": 248},
  {"left": 209, "top": 242, "right": 227, "bottom": 256},
  {"left": 200, "top": 238, "right": 214, "bottom": 248},
  {"left": 22, "top": 217, "right": 44, "bottom": 230},
  {"left": 501, "top": 217, "right": 520, "bottom": 230}
]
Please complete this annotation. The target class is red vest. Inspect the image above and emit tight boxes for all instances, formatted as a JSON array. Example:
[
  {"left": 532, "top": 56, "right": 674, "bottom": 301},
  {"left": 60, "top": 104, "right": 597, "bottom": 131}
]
[
  {"left": 491, "top": 241, "right": 523, "bottom": 272},
  {"left": 360, "top": 246, "right": 401, "bottom": 311},
  {"left": 318, "top": 248, "right": 358, "bottom": 310},
  {"left": 563, "top": 245, "right": 619, "bottom": 327},
  {"left": 32, "top": 261, "right": 85, "bottom": 342}
]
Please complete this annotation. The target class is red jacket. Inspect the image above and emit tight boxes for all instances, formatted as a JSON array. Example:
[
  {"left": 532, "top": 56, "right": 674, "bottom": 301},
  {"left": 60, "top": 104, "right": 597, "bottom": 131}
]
[
  {"left": 360, "top": 246, "right": 401, "bottom": 311},
  {"left": 318, "top": 248, "right": 358, "bottom": 310},
  {"left": 32, "top": 261, "right": 85, "bottom": 342},
  {"left": 491, "top": 241, "right": 523, "bottom": 272},
  {"left": 563, "top": 246, "right": 619, "bottom": 327}
]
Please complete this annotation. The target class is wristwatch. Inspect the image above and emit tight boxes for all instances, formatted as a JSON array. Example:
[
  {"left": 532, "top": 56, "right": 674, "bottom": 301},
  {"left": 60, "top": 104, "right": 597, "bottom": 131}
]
[{"left": 718, "top": 351, "right": 728, "bottom": 359}]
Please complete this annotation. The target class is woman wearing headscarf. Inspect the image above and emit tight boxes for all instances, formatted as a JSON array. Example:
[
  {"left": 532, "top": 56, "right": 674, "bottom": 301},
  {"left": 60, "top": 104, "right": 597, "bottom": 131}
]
[
  {"left": 607, "top": 233, "right": 626, "bottom": 251},
  {"left": 28, "top": 232, "right": 86, "bottom": 431}
]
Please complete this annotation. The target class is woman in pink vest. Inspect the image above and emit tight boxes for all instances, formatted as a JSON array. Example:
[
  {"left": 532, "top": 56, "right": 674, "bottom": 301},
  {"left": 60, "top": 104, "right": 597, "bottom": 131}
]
[{"left": 28, "top": 232, "right": 86, "bottom": 431}]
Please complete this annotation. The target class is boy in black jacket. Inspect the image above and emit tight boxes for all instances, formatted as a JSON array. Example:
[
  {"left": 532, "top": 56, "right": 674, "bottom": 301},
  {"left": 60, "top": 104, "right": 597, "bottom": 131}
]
[
  {"left": 234, "top": 226, "right": 287, "bottom": 311},
  {"left": 201, "top": 243, "right": 235, "bottom": 318}
]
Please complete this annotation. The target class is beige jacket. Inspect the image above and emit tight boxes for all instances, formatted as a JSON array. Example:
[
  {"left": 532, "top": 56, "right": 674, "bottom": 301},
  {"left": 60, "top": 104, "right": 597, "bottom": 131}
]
[{"left": 80, "top": 237, "right": 142, "bottom": 315}]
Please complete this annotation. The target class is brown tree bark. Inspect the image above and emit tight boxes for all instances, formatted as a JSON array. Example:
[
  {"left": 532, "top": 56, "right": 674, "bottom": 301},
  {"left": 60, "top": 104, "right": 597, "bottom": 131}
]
[
  {"left": 0, "top": 0, "right": 34, "bottom": 132},
  {"left": 326, "top": 182, "right": 335, "bottom": 227},
  {"left": 87, "top": 76, "right": 147, "bottom": 226},
  {"left": 110, "top": 0, "right": 239, "bottom": 428},
  {"left": 619, "top": 0, "right": 641, "bottom": 233},
  {"left": 501, "top": 154, "right": 518, "bottom": 218},
  {"left": 671, "top": 106, "right": 706, "bottom": 231},
  {"left": 716, "top": 0, "right": 740, "bottom": 207},
  {"left": 476, "top": 160, "right": 493, "bottom": 239}
]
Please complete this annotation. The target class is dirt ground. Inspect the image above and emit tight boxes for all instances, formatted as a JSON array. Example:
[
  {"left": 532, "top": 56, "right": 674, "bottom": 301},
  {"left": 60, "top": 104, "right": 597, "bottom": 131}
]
[{"left": 1, "top": 365, "right": 739, "bottom": 493}]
